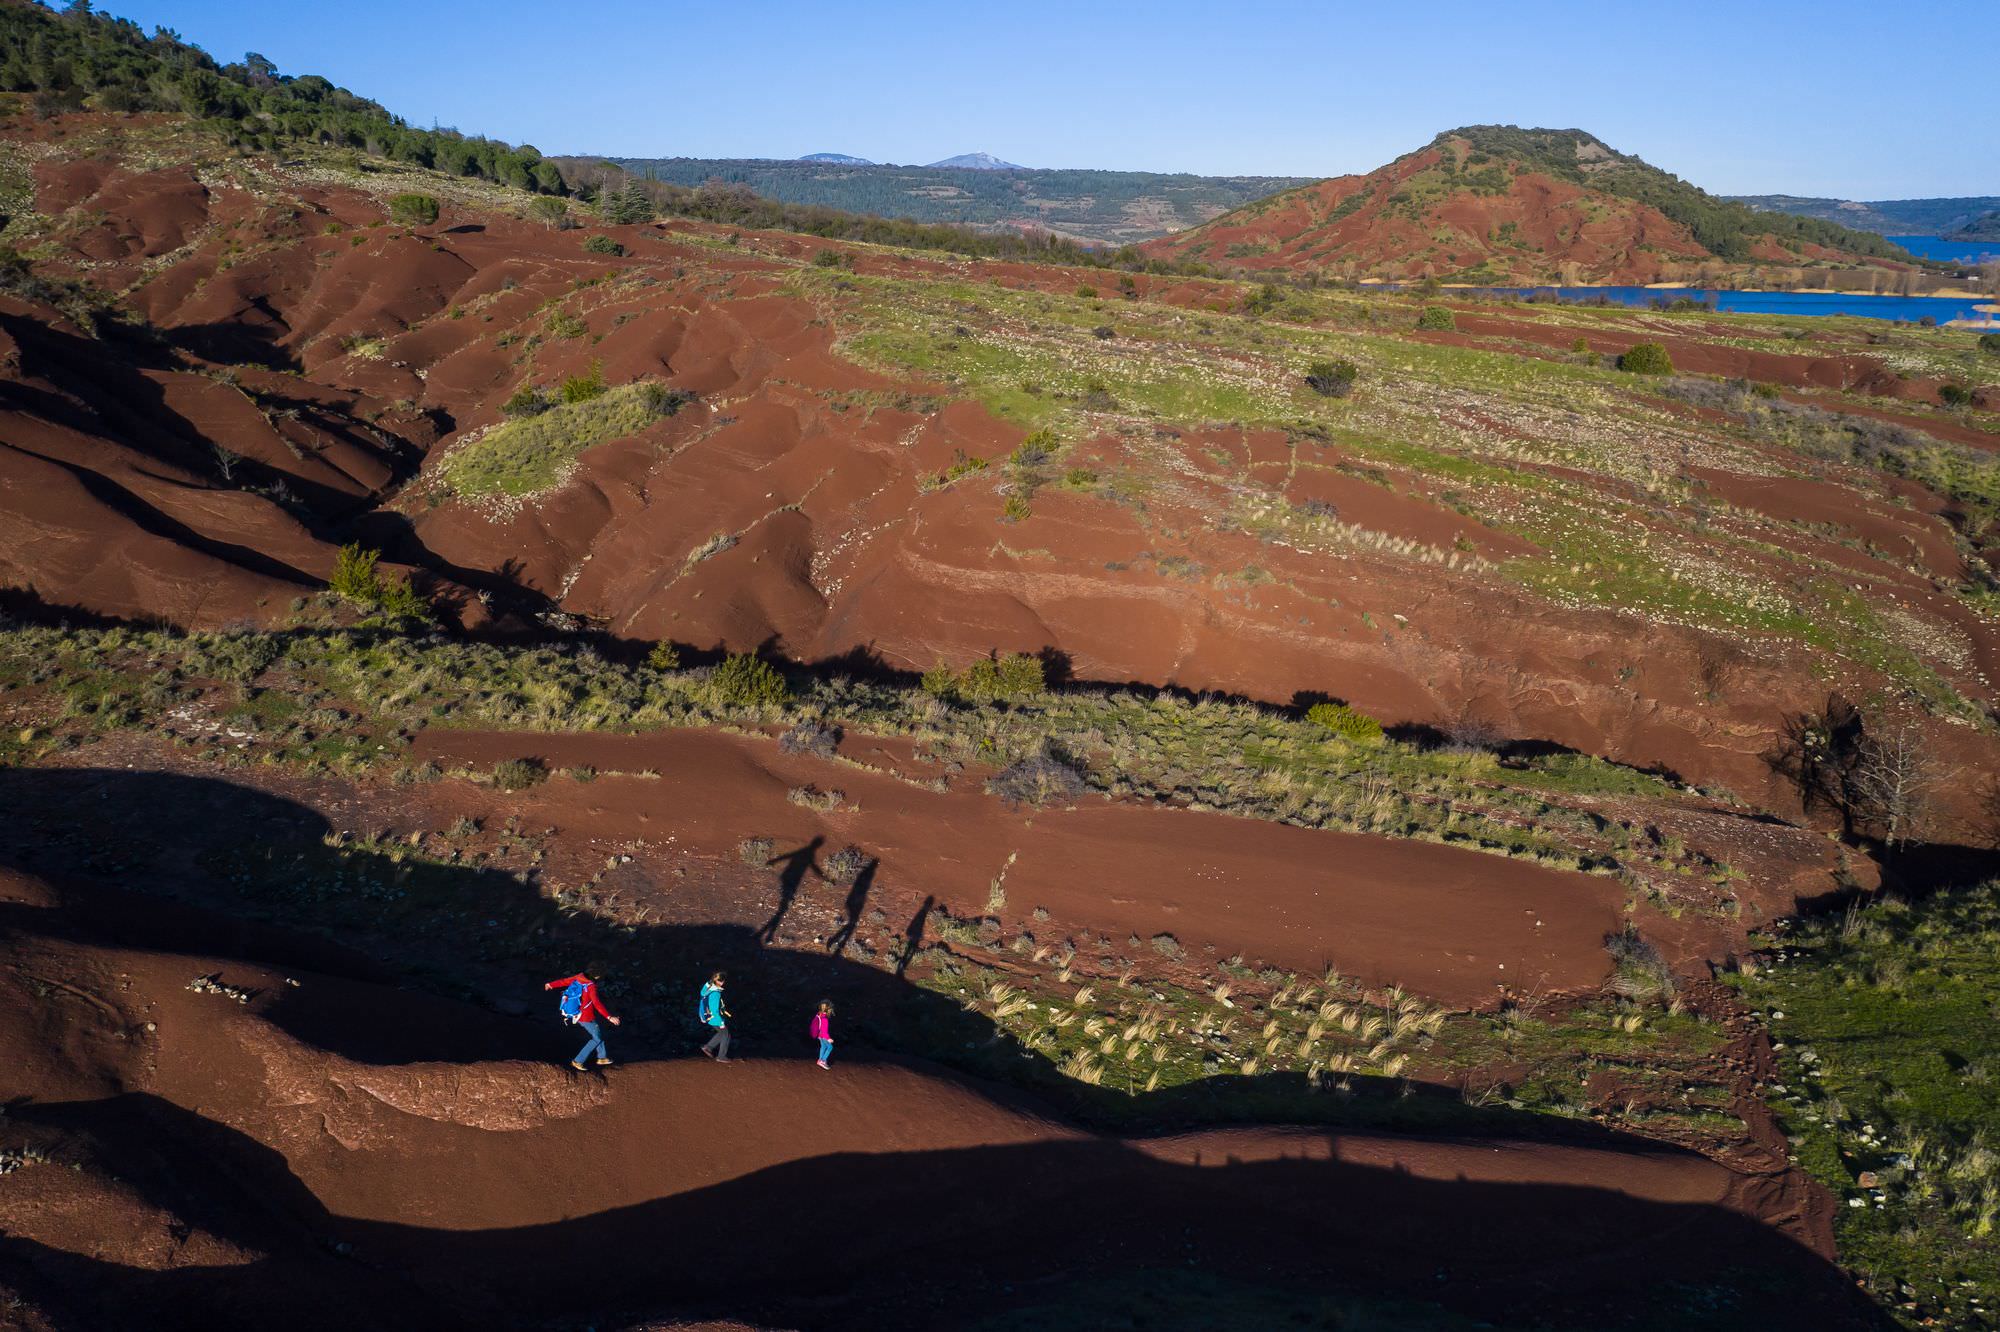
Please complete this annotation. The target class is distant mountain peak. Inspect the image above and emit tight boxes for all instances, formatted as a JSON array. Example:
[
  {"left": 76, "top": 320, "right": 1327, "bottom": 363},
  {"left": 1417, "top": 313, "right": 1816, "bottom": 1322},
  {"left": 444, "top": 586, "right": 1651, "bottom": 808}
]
[
  {"left": 927, "top": 152, "right": 1024, "bottom": 171},
  {"left": 800, "top": 152, "right": 873, "bottom": 165}
]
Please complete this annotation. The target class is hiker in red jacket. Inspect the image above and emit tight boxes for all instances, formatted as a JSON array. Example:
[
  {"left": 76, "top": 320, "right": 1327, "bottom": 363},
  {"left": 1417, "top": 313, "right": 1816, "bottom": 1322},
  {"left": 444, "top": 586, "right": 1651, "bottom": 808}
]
[{"left": 546, "top": 969, "right": 621, "bottom": 1071}]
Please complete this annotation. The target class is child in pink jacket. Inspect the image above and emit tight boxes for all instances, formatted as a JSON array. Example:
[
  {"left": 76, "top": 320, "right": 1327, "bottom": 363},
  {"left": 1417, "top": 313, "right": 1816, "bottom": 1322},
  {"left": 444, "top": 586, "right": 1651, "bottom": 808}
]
[{"left": 811, "top": 1001, "right": 834, "bottom": 1069}]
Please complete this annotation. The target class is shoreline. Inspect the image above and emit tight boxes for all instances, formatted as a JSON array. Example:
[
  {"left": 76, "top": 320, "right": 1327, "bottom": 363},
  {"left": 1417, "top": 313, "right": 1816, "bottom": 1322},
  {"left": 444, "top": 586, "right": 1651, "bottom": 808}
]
[{"left": 1418, "top": 280, "right": 1988, "bottom": 300}]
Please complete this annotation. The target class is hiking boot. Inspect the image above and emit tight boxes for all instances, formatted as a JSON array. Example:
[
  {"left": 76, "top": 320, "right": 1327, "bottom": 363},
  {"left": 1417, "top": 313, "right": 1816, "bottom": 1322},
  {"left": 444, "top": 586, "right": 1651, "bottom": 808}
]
[
  {"left": 569, "top": 1060, "right": 589, "bottom": 1072},
  {"left": 595, "top": 1058, "right": 613, "bottom": 1066}
]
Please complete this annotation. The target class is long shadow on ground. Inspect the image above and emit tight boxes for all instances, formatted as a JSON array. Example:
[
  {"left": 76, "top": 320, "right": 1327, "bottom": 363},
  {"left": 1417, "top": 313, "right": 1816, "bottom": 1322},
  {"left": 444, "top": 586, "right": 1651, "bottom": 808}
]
[{"left": 0, "top": 767, "right": 1894, "bottom": 1331}]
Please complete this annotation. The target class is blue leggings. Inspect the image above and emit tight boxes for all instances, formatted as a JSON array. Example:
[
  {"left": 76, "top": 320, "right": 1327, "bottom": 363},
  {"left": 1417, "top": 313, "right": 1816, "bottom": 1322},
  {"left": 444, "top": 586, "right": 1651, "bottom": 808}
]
[
  {"left": 818, "top": 1038, "right": 833, "bottom": 1062},
  {"left": 575, "top": 1021, "right": 607, "bottom": 1064}
]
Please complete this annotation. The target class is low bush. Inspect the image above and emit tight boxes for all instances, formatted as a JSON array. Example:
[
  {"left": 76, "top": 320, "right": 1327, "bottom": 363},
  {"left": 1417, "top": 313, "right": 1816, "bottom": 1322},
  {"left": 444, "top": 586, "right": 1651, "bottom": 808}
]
[
  {"left": 491, "top": 757, "right": 547, "bottom": 791},
  {"left": 387, "top": 193, "right": 439, "bottom": 227},
  {"left": 1303, "top": 358, "right": 1358, "bottom": 398},
  {"left": 1939, "top": 382, "right": 1973, "bottom": 408},
  {"left": 647, "top": 641, "right": 682, "bottom": 671},
  {"left": 501, "top": 383, "right": 552, "bottom": 418},
  {"left": 931, "top": 652, "right": 1046, "bottom": 704},
  {"left": 1604, "top": 925, "right": 1675, "bottom": 1002},
  {"left": 559, "top": 362, "right": 607, "bottom": 404},
  {"left": 1306, "top": 701, "right": 1383, "bottom": 744},
  {"left": 1980, "top": 333, "right": 2000, "bottom": 355},
  {"left": 823, "top": 845, "right": 871, "bottom": 884},
  {"left": 710, "top": 653, "right": 789, "bottom": 707},
  {"left": 328, "top": 543, "right": 430, "bottom": 622},
  {"left": 778, "top": 720, "right": 839, "bottom": 758},
  {"left": 1618, "top": 342, "right": 1674, "bottom": 375},
  {"left": 529, "top": 196, "right": 569, "bottom": 228},
  {"left": 637, "top": 382, "right": 695, "bottom": 417},
  {"left": 812, "top": 248, "right": 851, "bottom": 269},
  {"left": 1012, "top": 428, "right": 1058, "bottom": 468},
  {"left": 1075, "top": 284, "right": 1098, "bottom": 298},
  {"left": 582, "top": 234, "right": 625, "bottom": 256},
  {"left": 738, "top": 835, "right": 774, "bottom": 865},
  {"left": 1416, "top": 305, "right": 1455, "bottom": 330},
  {"left": 986, "top": 743, "right": 1088, "bottom": 807}
]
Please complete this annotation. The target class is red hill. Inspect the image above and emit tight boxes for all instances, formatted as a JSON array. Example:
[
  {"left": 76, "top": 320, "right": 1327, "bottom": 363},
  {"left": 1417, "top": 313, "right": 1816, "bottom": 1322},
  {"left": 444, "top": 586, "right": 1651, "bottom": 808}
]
[{"left": 1143, "top": 126, "right": 1914, "bottom": 285}]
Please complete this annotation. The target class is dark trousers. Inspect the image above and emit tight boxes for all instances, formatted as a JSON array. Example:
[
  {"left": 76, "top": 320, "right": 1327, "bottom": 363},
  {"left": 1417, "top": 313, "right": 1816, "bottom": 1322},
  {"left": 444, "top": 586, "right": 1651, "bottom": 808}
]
[{"left": 703, "top": 1024, "right": 731, "bottom": 1059}]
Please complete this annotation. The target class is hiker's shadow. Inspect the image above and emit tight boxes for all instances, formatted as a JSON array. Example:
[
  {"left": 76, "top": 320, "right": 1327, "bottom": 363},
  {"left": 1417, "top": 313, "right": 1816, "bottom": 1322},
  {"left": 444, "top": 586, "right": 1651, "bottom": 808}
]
[
  {"left": 825, "top": 857, "right": 876, "bottom": 956},
  {"left": 754, "top": 836, "right": 823, "bottom": 945}
]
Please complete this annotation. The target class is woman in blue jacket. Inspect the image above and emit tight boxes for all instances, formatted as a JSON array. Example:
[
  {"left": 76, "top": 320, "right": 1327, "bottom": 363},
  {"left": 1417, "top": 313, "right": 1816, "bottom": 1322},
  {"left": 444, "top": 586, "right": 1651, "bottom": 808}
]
[{"left": 699, "top": 971, "right": 733, "bottom": 1062}]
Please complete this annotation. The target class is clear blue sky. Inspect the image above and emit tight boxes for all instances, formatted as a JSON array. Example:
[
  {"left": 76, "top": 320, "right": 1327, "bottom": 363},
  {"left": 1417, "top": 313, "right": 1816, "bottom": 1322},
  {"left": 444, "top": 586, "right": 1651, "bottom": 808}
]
[{"left": 84, "top": 0, "right": 1998, "bottom": 198}]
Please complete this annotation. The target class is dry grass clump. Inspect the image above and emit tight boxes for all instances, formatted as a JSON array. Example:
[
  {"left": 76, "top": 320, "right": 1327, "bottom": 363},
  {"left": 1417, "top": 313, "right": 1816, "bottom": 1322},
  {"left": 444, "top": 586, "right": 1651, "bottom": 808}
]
[{"left": 985, "top": 742, "right": 1088, "bottom": 807}]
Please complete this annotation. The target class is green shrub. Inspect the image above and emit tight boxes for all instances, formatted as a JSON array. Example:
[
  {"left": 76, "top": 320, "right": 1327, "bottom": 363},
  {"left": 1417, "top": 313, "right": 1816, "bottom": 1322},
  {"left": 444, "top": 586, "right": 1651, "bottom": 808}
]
[
  {"left": 1980, "top": 333, "right": 2000, "bottom": 355},
  {"left": 1303, "top": 358, "right": 1358, "bottom": 397},
  {"left": 647, "top": 641, "right": 682, "bottom": 671},
  {"left": 387, "top": 193, "right": 439, "bottom": 227},
  {"left": 1063, "top": 468, "right": 1098, "bottom": 489},
  {"left": 327, "top": 543, "right": 429, "bottom": 621},
  {"left": 920, "top": 662, "right": 959, "bottom": 700},
  {"left": 545, "top": 309, "right": 587, "bottom": 340},
  {"left": 710, "top": 653, "right": 789, "bottom": 707},
  {"left": 1306, "top": 700, "right": 1383, "bottom": 744},
  {"left": 329, "top": 543, "right": 382, "bottom": 605},
  {"left": 529, "top": 196, "right": 569, "bottom": 227},
  {"left": 374, "top": 574, "right": 431, "bottom": 621},
  {"left": 1075, "top": 284, "right": 1098, "bottom": 298},
  {"left": 812, "top": 248, "right": 851, "bottom": 269},
  {"left": 1416, "top": 305, "right": 1455, "bottom": 330},
  {"left": 1618, "top": 342, "right": 1674, "bottom": 375},
  {"left": 960, "top": 652, "right": 1045, "bottom": 702},
  {"left": 1000, "top": 492, "right": 1032, "bottom": 522},
  {"left": 559, "top": 361, "right": 607, "bottom": 404},
  {"left": 1939, "top": 382, "right": 1974, "bottom": 408},
  {"left": 1569, "top": 336, "right": 1590, "bottom": 354},
  {"left": 582, "top": 234, "right": 625, "bottom": 256}
]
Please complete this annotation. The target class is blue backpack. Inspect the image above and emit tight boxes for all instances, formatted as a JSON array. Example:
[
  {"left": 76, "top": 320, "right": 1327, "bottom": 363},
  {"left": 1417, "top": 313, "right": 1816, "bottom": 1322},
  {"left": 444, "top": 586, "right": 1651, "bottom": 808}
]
[{"left": 559, "top": 980, "right": 588, "bottom": 1024}]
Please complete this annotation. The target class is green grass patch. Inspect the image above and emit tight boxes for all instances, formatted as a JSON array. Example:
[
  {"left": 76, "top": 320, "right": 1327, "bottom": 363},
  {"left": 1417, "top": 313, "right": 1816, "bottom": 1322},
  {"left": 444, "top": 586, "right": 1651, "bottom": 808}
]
[
  {"left": 1730, "top": 882, "right": 2000, "bottom": 1329},
  {"left": 441, "top": 380, "right": 667, "bottom": 498}
]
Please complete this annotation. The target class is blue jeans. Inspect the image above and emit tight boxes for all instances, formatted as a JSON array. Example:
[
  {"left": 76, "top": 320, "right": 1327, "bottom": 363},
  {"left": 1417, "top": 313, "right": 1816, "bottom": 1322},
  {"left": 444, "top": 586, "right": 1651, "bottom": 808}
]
[
  {"left": 818, "top": 1038, "right": 832, "bottom": 1063},
  {"left": 575, "top": 1020, "right": 607, "bottom": 1065}
]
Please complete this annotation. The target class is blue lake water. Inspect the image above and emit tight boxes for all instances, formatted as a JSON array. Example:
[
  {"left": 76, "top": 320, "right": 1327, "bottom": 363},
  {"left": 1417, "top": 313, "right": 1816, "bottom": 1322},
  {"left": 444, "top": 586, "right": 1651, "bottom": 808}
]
[
  {"left": 1454, "top": 285, "right": 1993, "bottom": 324},
  {"left": 1889, "top": 234, "right": 2000, "bottom": 264}
]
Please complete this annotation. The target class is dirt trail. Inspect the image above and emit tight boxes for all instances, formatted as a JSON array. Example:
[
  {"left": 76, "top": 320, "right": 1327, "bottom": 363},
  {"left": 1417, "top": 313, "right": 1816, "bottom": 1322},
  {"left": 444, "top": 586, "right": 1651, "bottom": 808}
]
[
  {"left": 0, "top": 866, "right": 1877, "bottom": 1331},
  {"left": 414, "top": 727, "right": 1625, "bottom": 1007}
]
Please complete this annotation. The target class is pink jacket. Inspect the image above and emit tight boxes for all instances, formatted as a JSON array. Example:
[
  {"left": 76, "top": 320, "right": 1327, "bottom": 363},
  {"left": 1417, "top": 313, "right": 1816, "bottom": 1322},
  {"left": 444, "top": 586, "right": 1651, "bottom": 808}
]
[{"left": 811, "top": 1012, "right": 831, "bottom": 1041}]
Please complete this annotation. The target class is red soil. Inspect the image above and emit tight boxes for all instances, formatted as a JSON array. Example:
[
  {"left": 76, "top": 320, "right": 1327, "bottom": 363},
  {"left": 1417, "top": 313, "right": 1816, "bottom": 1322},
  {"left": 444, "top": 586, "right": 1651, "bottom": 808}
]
[
  {"left": 411, "top": 727, "right": 1627, "bottom": 1008},
  {"left": 3, "top": 115, "right": 1995, "bottom": 817}
]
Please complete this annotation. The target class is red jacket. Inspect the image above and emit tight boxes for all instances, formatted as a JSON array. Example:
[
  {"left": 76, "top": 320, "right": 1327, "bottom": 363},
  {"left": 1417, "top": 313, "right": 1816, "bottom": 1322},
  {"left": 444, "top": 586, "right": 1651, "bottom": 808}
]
[{"left": 546, "top": 974, "right": 616, "bottom": 1024}]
